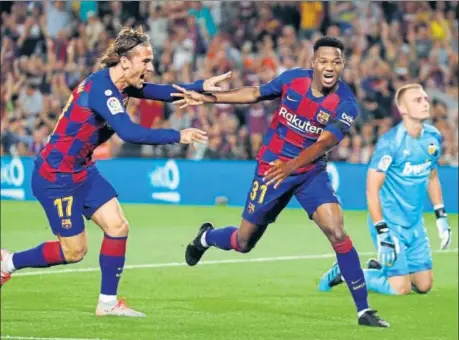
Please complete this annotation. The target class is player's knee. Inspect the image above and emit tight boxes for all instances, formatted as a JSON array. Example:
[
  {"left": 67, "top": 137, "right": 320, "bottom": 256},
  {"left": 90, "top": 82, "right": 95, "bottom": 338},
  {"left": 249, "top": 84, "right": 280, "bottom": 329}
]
[
  {"left": 392, "top": 283, "right": 412, "bottom": 295},
  {"left": 331, "top": 230, "right": 347, "bottom": 244},
  {"left": 236, "top": 239, "right": 254, "bottom": 253},
  {"left": 62, "top": 243, "right": 88, "bottom": 263},
  {"left": 106, "top": 218, "right": 130, "bottom": 237},
  {"left": 327, "top": 227, "right": 347, "bottom": 245},
  {"left": 412, "top": 281, "right": 432, "bottom": 294}
]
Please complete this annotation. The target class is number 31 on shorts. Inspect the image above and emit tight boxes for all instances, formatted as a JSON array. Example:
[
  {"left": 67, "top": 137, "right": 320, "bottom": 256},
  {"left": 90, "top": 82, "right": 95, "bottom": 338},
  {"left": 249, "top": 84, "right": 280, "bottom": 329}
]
[{"left": 250, "top": 180, "right": 268, "bottom": 204}]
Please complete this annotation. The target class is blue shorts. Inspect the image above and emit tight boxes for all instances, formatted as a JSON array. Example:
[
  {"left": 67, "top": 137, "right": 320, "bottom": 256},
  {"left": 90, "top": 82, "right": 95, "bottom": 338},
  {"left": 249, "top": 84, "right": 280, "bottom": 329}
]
[
  {"left": 242, "top": 168, "right": 339, "bottom": 225},
  {"left": 31, "top": 166, "right": 118, "bottom": 237},
  {"left": 368, "top": 217, "right": 433, "bottom": 277}
]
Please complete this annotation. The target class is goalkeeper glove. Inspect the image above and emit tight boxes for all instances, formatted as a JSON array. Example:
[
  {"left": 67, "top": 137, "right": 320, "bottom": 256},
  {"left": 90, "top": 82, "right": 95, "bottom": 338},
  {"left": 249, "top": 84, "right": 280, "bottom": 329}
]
[
  {"left": 375, "top": 221, "right": 397, "bottom": 267},
  {"left": 435, "top": 205, "right": 451, "bottom": 250}
]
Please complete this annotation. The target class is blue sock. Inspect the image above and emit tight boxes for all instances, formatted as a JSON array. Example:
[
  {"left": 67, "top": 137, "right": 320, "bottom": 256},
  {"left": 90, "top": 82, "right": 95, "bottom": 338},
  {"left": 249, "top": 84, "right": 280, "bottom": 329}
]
[
  {"left": 99, "top": 234, "right": 127, "bottom": 296},
  {"left": 333, "top": 237, "right": 369, "bottom": 313},
  {"left": 363, "top": 269, "right": 396, "bottom": 295},
  {"left": 205, "top": 226, "right": 238, "bottom": 251},
  {"left": 13, "top": 241, "right": 67, "bottom": 269}
]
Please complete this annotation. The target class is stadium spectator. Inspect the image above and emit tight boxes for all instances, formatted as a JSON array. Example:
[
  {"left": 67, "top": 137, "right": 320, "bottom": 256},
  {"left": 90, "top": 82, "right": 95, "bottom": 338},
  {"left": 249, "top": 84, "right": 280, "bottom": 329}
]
[{"left": 1, "top": 1, "right": 457, "bottom": 166}]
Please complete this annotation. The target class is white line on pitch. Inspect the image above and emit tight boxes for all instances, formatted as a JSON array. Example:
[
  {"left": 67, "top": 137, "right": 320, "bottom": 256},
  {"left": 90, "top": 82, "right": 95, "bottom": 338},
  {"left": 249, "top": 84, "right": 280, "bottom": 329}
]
[
  {"left": 1, "top": 336, "right": 105, "bottom": 340},
  {"left": 13, "top": 248, "right": 458, "bottom": 277}
]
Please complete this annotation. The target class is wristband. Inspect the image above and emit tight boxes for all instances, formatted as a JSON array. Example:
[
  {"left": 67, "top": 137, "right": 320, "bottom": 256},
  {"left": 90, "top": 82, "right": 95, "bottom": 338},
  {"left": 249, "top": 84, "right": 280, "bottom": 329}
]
[
  {"left": 434, "top": 205, "right": 447, "bottom": 219},
  {"left": 375, "top": 221, "right": 389, "bottom": 234}
]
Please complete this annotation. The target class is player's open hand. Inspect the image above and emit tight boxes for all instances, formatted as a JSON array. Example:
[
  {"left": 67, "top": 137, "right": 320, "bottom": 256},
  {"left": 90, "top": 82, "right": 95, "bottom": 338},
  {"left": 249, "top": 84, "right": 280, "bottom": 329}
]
[
  {"left": 171, "top": 85, "right": 207, "bottom": 109},
  {"left": 179, "top": 128, "right": 208, "bottom": 146},
  {"left": 203, "top": 71, "right": 232, "bottom": 92},
  {"left": 263, "top": 159, "right": 296, "bottom": 189},
  {"left": 436, "top": 217, "right": 451, "bottom": 250}
]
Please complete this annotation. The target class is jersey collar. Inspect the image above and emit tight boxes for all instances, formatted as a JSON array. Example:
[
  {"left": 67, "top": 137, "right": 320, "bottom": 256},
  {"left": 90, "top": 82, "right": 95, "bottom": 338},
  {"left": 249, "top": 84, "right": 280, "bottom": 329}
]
[{"left": 398, "top": 121, "right": 425, "bottom": 139}]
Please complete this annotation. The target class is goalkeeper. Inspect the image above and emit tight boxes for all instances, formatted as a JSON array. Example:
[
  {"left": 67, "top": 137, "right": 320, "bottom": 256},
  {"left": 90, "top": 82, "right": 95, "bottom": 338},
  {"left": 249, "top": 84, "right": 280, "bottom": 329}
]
[{"left": 318, "top": 84, "right": 452, "bottom": 295}]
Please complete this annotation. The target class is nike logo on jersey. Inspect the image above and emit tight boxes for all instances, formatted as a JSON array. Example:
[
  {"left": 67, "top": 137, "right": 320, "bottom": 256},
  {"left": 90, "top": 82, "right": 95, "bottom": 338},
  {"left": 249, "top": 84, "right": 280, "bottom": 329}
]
[
  {"left": 286, "top": 95, "right": 298, "bottom": 102},
  {"left": 278, "top": 107, "right": 323, "bottom": 135}
]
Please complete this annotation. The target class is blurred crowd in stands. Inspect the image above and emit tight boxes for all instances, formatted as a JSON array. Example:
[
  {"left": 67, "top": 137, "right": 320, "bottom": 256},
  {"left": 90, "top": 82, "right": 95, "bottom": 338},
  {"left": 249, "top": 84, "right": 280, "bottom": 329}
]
[{"left": 1, "top": 1, "right": 458, "bottom": 165}]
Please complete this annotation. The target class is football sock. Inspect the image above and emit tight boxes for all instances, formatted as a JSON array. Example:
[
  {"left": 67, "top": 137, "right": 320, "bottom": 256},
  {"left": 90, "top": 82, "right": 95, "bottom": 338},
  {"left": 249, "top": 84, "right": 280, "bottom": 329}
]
[
  {"left": 204, "top": 226, "right": 239, "bottom": 251},
  {"left": 99, "top": 234, "right": 127, "bottom": 297},
  {"left": 363, "top": 269, "right": 396, "bottom": 295},
  {"left": 99, "top": 293, "right": 118, "bottom": 304},
  {"left": 11, "top": 241, "right": 67, "bottom": 271},
  {"left": 333, "top": 236, "right": 370, "bottom": 313}
]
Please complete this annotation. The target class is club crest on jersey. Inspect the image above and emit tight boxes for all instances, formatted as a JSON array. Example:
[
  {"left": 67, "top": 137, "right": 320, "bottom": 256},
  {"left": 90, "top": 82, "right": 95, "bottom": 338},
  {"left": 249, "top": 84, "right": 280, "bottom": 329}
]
[
  {"left": 428, "top": 143, "right": 438, "bottom": 156},
  {"left": 61, "top": 219, "right": 72, "bottom": 229},
  {"left": 316, "top": 110, "right": 330, "bottom": 124},
  {"left": 247, "top": 203, "right": 256, "bottom": 214},
  {"left": 107, "top": 97, "right": 124, "bottom": 115}
]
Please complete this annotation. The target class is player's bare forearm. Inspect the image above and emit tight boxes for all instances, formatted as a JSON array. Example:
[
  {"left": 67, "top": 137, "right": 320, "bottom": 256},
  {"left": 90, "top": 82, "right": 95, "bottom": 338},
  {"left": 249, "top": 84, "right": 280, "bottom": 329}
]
[
  {"left": 428, "top": 168, "right": 444, "bottom": 206},
  {"left": 289, "top": 131, "right": 338, "bottom": 171},
  {"left": 263, "top": 132, "right": 337, "bottom": 188},
  {"left": 366, "top": 169, "right": 386, "bottom": 223},
  {"left": 203, "top": 86, "right": 261, "bottom": 104}
]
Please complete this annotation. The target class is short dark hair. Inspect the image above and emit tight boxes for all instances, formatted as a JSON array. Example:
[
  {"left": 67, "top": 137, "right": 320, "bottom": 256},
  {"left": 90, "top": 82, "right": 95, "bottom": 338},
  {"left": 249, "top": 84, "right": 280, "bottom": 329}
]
[{"left": 313, "top": 36, "right": 345, "bottom": 53}]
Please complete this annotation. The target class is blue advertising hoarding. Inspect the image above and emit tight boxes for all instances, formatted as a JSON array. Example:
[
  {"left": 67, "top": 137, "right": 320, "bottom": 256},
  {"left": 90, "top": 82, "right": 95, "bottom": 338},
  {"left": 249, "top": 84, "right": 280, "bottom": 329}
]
[{"left": 1, "top": 156, "right": 457, "bottom": 213}]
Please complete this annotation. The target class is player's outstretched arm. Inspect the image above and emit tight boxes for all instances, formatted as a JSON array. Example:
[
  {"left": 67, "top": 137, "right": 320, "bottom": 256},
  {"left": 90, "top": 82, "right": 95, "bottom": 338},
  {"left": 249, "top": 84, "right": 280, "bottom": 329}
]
[
  {"left": 171, "top": 69, "right": 298, "bottom": 107},
  {"left": 90, "top": 93, "right": 207, "bottom": 146},
  {"left": 171, "top": 85, "right": 263, "bottom": 106},
  {"left": 124, "top": 72, "right": 232, "bottom": 102},
  {"left": 428, "top": 168, "right": 452, "bottom": 250}
]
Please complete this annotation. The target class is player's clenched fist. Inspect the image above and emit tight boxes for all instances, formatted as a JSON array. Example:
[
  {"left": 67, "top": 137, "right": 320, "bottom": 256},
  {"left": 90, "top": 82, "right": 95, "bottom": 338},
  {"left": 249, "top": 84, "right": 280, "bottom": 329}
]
[
  {"left": 180, "top": 128, "right": 208, "bottom": 145},
  {"left": 375, "top": 221, "right": 397, "bottom": 267}
]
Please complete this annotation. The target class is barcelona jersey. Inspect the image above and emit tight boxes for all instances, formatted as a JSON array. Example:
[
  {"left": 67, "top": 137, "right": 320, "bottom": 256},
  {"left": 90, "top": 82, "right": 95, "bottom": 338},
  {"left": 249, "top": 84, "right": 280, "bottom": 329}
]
[{"left": 257, "top": 68, "right": 358, "bottom": 176}]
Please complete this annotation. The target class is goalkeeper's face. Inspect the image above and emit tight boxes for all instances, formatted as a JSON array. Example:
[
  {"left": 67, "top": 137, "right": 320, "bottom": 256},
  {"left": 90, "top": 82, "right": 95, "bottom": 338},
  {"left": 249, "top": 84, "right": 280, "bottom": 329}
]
[
  {"left": 122, "top": 43, "right": 154, "bottom": 88},
  {"left": 400, "top": 88, "right": 431, "bottom": 121}
]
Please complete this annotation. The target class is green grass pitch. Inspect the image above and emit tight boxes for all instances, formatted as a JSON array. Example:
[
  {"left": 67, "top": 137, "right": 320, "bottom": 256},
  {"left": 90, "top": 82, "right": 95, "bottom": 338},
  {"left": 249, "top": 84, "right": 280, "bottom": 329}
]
[{"left": 1, "top": 201, "right": 457, "bottom": 340}]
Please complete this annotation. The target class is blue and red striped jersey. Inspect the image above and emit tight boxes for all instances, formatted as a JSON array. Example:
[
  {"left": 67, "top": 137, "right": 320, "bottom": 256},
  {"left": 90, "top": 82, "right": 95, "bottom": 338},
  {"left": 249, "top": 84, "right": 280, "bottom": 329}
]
[
  {"left": 35, "top": 68, "right": 204, "bottom": 183},
  {"left": 256, "top": 68, "right": 358, "bottom": 175}
]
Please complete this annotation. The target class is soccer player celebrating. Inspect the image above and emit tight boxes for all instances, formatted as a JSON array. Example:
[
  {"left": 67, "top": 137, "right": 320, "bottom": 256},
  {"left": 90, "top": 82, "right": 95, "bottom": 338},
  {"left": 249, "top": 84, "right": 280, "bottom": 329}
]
[
  {"left": 0, "top": 26, "right": 230, "bottom": 317},
  {"left": 319, "top": 84, "right": 452, "bottom": 296},
  {"left": 172, "top": 36, "right": 389, "bottom": 327}
]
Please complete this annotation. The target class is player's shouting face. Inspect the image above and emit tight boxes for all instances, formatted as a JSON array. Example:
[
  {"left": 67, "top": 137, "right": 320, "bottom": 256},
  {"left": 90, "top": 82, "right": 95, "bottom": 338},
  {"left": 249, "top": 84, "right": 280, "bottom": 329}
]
[
  {"left": 120, "top": 43, "right": 154, "bottom": 89},
  {"left": 311, "top": 46, "right": 345, "bottom": 90}
]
